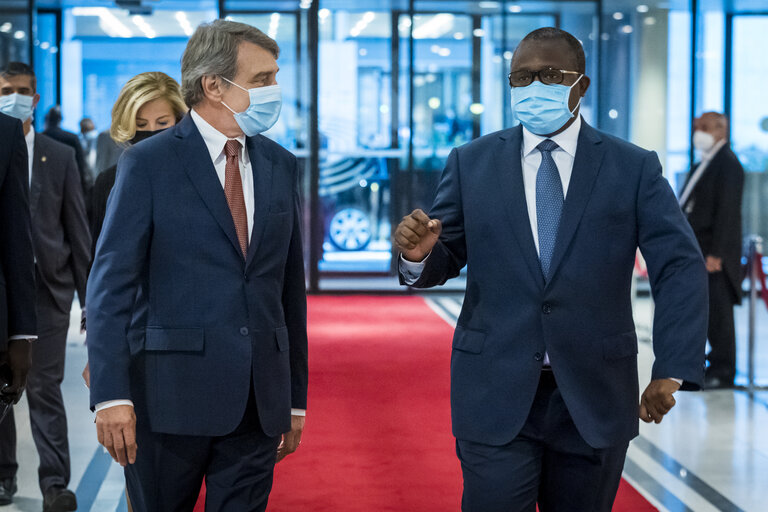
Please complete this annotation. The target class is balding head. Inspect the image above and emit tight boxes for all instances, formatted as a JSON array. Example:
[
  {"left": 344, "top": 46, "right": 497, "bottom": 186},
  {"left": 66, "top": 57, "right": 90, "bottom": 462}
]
[{"left": 694, "top": 112, "right": 728, "bottom": 143}]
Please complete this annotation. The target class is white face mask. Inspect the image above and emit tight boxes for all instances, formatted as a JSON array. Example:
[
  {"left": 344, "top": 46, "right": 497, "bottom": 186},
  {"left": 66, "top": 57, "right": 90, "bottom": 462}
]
[
  {"left": 0, "top": 93, "right": 34, "bottom": 122},
  {"left": 692, "top": 130, "right": 716, "bottom": 153},
  {"left": 219, "top": 76, "right": 281, "bottom": 137}
]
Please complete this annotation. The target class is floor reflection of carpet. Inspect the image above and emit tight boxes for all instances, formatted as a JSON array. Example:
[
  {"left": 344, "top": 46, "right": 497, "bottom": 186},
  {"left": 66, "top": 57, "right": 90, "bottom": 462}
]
[{"left": 198, "top": 295, "right": 656, "bottom": 511}]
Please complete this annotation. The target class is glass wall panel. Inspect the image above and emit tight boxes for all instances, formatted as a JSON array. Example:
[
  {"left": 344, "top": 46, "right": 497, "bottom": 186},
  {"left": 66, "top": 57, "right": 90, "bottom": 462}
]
[
  {"left": 732, "top": 15, "right": 768, "bottom": 242},
  {"left": 0, "top": 1, "right": 31, "bottom": 71},
  {"left": 34, "top": 12, "right": 59, "bottom": 133},
  {"left": 60, "top": 6, "right": 217, "bottom": 134},
  {"left": 600, "top": 2, "right": 693, "bottom": 192},
  {"left": 666, "top": 8, "right": 692, "bottom": 191},
  {"left": 695, "top": 5, "right": 725, "bottom": 114},
  {"left": 317, "top": 7, "right": 395, "bottom": 273}
]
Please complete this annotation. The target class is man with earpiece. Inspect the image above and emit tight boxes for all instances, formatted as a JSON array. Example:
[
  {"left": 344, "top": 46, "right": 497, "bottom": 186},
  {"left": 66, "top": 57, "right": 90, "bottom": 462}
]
[{"left": 679, "top": 112, "right": 745, "bottom": 390}]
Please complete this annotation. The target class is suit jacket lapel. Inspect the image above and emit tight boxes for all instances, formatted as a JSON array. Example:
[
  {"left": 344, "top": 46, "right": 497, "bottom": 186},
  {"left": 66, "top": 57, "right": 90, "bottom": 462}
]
[
  {"left": 244, "top": 135, "right": 273, "bottom": 271},
  {"left": 547, "top": 121, "right": 604, "bottom": 286},
  {"left": 30, "top": 136, "right": 44, "bottom": 217},
  {"left": 494, "top": 126, "right": 545, "bottom": 289},
  {"left": 172, "top": 115, "right": 243, "bottom": 260}
]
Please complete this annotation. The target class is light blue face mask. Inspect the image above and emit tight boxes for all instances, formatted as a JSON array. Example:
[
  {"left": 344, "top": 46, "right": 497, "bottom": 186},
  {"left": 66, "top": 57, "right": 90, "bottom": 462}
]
[
  {"left": 0, "top": 93, "right": 35, "bottom": 122},
  {"left": 511, "top": 75, "right": 583, "bottom": 135},
  {"left": 220, "top": 77, "right": 281, "bottom": 137}
]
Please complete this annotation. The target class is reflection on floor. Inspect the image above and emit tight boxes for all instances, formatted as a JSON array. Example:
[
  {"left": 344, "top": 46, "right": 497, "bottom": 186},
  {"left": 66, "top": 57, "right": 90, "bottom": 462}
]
[{"left": 4, "top": 295, "right": 768, "bottom": 511}]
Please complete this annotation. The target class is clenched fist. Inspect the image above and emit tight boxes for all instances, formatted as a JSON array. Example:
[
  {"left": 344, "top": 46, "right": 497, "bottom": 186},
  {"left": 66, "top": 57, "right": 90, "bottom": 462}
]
[{"left": 395, "top": 209, "right": 442, "bottom": 262}]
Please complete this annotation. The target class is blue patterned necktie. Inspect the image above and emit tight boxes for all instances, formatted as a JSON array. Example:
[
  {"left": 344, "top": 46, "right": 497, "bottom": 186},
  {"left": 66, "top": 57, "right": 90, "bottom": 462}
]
[{"left": 536, "top": 139, "right": 563, "bottom": 280}]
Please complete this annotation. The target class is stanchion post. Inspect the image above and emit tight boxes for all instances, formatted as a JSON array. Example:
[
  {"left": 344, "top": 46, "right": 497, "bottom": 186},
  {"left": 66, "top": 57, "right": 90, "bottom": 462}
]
[{"left": 747, "top": 235, "right": 763, "bottom": 396}]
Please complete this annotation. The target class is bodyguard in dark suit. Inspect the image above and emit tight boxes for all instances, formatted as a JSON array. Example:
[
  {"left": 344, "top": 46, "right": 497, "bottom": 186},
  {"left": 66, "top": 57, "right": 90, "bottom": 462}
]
[
  {"left": 396, "top": 28, "right": 707, "bottom": 511},
  {"left": 87, "top": 20, "right": 307, "bottom": 511},
  {"left": 680, "top": 112, "right": 745, "bottom": 389},
  {"left": 0, "top": 112, "right": 37, "bottom": 506},
  {"left": 44, "top": 105, "right": 93, "bottom": 198},
  {"left": 0, "top": 63, "right": 90, "bottom": 512}
]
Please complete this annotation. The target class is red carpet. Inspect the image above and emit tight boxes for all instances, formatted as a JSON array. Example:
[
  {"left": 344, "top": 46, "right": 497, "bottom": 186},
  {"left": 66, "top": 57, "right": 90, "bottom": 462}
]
[{"left": 195, "top": 296, "right": 656, "bottom": 511}]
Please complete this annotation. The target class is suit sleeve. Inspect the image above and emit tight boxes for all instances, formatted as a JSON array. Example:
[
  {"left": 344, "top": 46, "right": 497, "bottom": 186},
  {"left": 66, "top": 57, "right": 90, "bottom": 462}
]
[
  {"left": 282, "top": 157, "right": 308, "bottom": 410},
  {"left": 402, "top": 147, "right": 467, "bottom": 288},
  {"left": 636, "top": 151, "right": 708, "bottom": 390},
  {"left": 86, "top": 150, "right": 151, "bottom": 408},
  {"left": 710, "top": 157, "right": 744, "bottom": 260},
  {"left": 0, "top": 119, "right": 36, "bottom": 348},
  {"left": 61, "top": 149, "right": 92, "bottom": 308}
]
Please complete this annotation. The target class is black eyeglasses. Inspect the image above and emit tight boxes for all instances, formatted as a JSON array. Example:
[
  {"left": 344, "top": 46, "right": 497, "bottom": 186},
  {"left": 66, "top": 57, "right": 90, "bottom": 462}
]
[{"left": 508, "top": 68, "right": 581, "bottom": 87}]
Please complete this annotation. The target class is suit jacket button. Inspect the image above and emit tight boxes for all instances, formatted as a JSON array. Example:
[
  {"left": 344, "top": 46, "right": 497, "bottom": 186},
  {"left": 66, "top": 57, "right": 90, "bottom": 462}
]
[
  {"left": 534, "top": 352, "right": 543, "bottom": 361},
  {"left": 542, "top": 303, "right": 552, "bottom": 314},
  {"left": 240, "top": 327, "right": 249, "bottom": 336}
]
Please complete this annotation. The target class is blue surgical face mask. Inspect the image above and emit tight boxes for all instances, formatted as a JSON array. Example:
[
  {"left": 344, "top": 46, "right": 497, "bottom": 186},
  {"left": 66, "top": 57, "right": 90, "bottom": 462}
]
[
  {"left": 0, "top": 93, "right": 35, "bottom": 122},
  {"left": 511, "top": 75, "right": 583, "bottom": 135},
  {"left": 220, "top": 77, "right": 281, "bottom": 137}
]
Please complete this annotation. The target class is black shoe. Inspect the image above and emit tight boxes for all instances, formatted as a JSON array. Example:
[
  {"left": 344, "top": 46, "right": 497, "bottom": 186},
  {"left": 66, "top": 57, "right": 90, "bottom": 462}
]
[
  {"left": 0, "top": 477, "right": 17, "bottom": 506},
  {"left": 42, "top": 487, "right": 77, "bottom": 512},
  {"left": 703, "top": 374, "right": 734, "bottom": 390}
]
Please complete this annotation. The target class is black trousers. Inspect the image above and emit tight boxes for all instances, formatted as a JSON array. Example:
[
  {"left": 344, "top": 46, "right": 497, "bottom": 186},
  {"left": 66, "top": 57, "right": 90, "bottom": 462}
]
[
  {"left": 125, "top": 388, "right": 280, "bottom": 512},
  {"left": 706, "top": 271, "right": 737, "bottom": 382},
  {"left": 456, "top": 371, "right": 628, "bottom": 512},
  {"left": 0, "top": 288, "right": 72, "bottom": 493}
]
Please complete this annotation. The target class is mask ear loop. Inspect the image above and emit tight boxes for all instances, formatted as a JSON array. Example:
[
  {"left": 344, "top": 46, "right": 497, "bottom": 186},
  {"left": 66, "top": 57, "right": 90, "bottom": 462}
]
[
  {"left": 218, "top": 75, "right": 248, "bottom": 115},
  {"left": 568, "top": 74, "right": 584, "bottom": 116}
]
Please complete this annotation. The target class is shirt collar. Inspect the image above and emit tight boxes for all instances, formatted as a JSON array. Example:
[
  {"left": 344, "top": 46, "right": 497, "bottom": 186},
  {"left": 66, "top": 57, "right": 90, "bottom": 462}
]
[
  {"left": 25, "top": 125, "right": 35, "bottom": 146},
  {"left": 522, "top": 114, "right": 581, "bottom": 158},
  {"left": 190, "top": 109, "right": 247, "bottom": 162}
]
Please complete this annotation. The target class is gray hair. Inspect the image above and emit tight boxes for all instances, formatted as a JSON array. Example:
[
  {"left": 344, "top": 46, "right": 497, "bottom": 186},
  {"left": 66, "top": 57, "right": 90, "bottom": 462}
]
[{"left": 181, "top": 19, "right": 280, "bottom": 108}]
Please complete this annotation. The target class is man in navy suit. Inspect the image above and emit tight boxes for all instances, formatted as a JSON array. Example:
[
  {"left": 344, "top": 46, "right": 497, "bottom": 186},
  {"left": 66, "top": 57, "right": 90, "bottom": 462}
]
[
  {"left": 0, "top": 111, "right": 37, "bottom": 505},
  {"left": 396, "top": 27, "right": 707, "bottom": 511},
  {"left": 86, "top": 20, "right": 307, "bottom": 511}
]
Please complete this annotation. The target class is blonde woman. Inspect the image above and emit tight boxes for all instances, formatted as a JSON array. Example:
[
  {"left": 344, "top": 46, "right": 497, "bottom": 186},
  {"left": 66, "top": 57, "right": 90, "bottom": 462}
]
[{"left": 89, "top": 71, "right": 187, "bottom": 251}]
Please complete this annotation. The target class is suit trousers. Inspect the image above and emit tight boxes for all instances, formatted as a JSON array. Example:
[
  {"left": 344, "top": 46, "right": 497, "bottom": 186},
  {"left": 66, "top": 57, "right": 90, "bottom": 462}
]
[
  {"left": 706, "top": 271, "right": 737, "bottom": 381},
  {"left": 456, "top": 370, "right": 628, "bottom": 512},
  {"left": 0, "top": 286, "right": 72, "bottom": 493},
  {"left": 125, "top": 386, "right": 281, "bottom": 512}
]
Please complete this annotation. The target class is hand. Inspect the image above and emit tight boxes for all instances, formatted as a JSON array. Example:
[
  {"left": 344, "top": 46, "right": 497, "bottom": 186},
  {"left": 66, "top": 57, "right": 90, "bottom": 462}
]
[
  {"left": 276, "top": 414, "right": 305, "bottom": 463},
  {"left": 96, "top": 405, "right": 137, "bottom": 466},
  {"left": 639, "top": 379, "right": 680, "bottom": 424},
  {"left": 705, "top": 255, "right": 722, "bottom": 273},
  {"left": 394, "top": 209, "right": 442, "bottom": 262},
  {"left": 82, "top": 362, "right": 90, "bottom": 388},
  {"left": 0, "top": 339, "right": 32, "bottom": 404}
]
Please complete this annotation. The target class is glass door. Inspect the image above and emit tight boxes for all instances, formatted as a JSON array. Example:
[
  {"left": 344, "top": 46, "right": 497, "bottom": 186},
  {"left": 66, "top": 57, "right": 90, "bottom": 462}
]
[{"left": 730, "top": 14, "right": 768, "bottom": 241}]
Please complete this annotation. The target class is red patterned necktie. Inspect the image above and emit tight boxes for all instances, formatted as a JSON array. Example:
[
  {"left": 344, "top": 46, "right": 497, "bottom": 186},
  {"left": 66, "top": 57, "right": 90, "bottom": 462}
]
[{"left": 224, "top": 139, "right": 248, "bottom": 257}]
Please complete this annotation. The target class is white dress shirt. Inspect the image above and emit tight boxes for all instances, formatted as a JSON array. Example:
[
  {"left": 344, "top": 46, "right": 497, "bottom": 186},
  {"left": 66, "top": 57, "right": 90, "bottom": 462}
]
[
  {"left": 678, "top": 138, "right": 727, "bottom": 211},
  {"left": 25, "top": 125, "right": 35, "bottom": 184},
  {"left": 97, "top": 112, "right": 306, "bottom": 416}
]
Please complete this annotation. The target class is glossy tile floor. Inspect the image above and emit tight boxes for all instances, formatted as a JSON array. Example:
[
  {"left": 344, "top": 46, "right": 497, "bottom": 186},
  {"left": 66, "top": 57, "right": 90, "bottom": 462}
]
[{"left": 4, "top": 294, "right": 767, "bottom": 511}]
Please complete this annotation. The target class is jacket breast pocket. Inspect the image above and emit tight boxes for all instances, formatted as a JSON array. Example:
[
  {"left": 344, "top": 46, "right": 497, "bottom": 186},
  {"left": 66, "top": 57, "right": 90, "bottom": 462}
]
[
  {"left": 452, "top": 326, "right": 486, "bottom": 354},
  {"left": 601, "top": 330, "right": 638, "bottom": 360},
  {"left": 145, "top": 327, "right": 204, "bottom": 352}
]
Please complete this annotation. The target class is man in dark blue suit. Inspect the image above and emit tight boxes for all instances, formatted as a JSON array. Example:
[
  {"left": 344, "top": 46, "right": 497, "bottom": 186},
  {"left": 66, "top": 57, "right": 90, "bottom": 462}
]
[
  {"left": 396, "top": 27, "right": 707, "bottom": 511},
  {"left": 0, "top": 111, "right": 37, "bottom": 505},
  {"left": 86, "top": 20, "right": 307, "bottom": 511}
]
